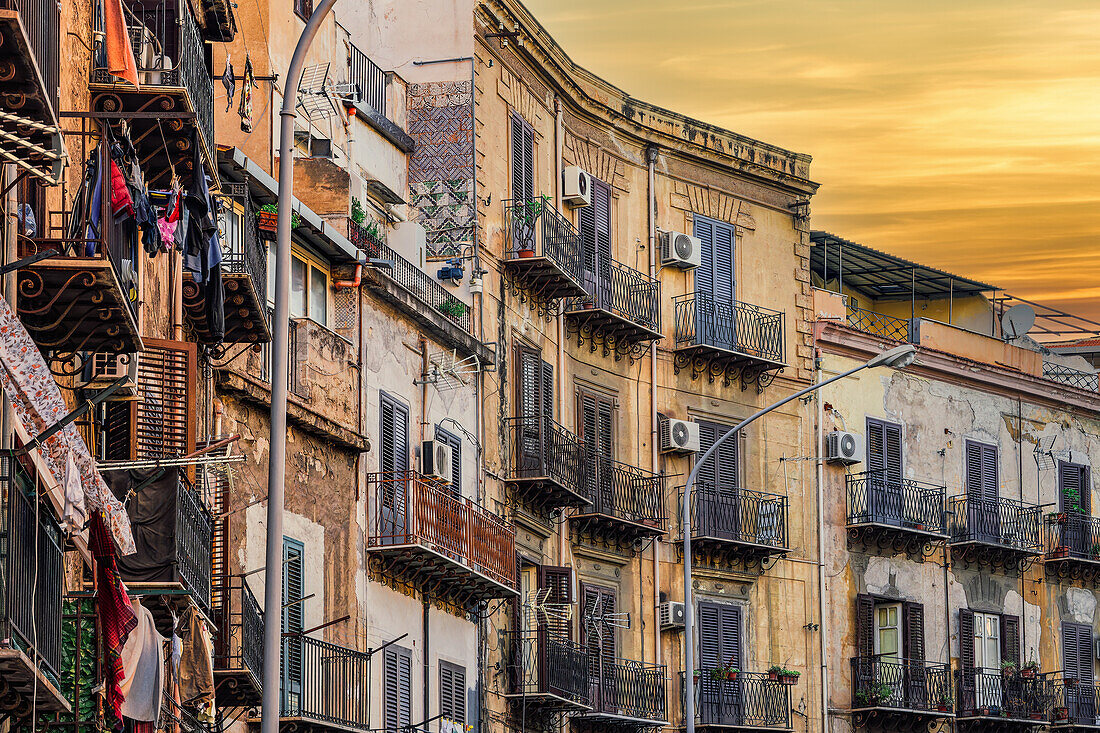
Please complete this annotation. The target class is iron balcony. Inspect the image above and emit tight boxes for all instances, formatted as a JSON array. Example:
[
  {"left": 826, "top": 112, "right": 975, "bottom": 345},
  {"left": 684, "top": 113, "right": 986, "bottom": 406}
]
[
  {"left": 89, "top": 0, "right": 216, "bottom": 183},
  {"left": 1043, "top": 511, "right": 1100, "bottom": 583},
  {"left": 506, "top": 630, "right": 592, "bottom": 714},
  {"left": 845, "top": 471, "right": 948, "bottom": 555},
  {"left": 575, "top": 655, "right": 668, "bottom": 728},
  {"left": 0, "top": 0, "right": 61, "bottom": 152},
  {"left": 563, "top": 259, "right": 662, "bottom": 358},
  {"left": 846, "top": 303, "right": 912, "bottom": 342},
  {"left": 274, "top": 635, "right": 370, "bottom": 731},
  {"left": 948, "top": 493, "right": 1043, "bottom": 572},
  {"left": 681, "top": 670, "right": 793, "bottom": 731},
  {"left": 850, "top": 656, "right": 953, "bottom": 727},
  {"left": 570, "top": 456, "right": 665, "bottom": 547},
  {"left": 213, "top": 577, "right": 264, "bottom": 708},
  {"left": 505, "top": 415, "right": 591, "bottom": 514},
  {"left": 366, "top": 471, "right": 518, "bottom": 610},
  {"left": 1052, "top": 678, "right": 1098, "bottom": 729},
  {"left": 672, "top": 294, "right": 785, "bottom": 384},
  {"left": 955, "top": 667, "right": 1052, "bottom": 729},
  {"left": 679, "top": 483, "right": 789, "bottom": 570},
  {"left": 503, "top": 197, "right": 588, "bottom": 306},
  {"left": 0, "top": 455, "right": 69, "bottom": 712}
]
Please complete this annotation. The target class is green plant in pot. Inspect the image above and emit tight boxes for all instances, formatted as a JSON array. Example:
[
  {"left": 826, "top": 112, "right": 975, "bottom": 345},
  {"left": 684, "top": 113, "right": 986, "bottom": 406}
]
[
  {"left": 258, "top": 203, "right": 301, "bottom": 237},
  {"left": 439, "top": 298, "right": 467, "bottom": 320},
  {"left": 351, "top": 197, "right": 366, "bottom": 225},
  {"left": 1001, "top": 660, "right": 1019, "bottom": 677}
]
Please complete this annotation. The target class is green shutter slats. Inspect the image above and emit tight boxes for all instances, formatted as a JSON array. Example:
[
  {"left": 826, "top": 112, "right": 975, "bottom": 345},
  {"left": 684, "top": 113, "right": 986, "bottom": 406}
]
[
  {"left": 1001, "top": 614, "right": 1020, "bottom": 668},
  {"left": 902, "top": 601, "right": 925, "bottom": 662}
]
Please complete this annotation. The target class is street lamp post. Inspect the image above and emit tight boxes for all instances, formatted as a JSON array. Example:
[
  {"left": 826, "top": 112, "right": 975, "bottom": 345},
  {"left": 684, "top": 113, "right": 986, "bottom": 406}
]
[
  {"left": 261, "top": 2, "right": 339, "bottom": 731},
  {"left": 681, "top": 343, "right": 916, "bottom": 733}
]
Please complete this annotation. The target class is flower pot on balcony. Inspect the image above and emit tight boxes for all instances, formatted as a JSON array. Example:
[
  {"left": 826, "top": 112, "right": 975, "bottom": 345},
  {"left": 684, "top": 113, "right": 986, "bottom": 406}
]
[
  {"left": 979, "top": 707, "right": 990, "bottom": 716},
  {"left": 1065, "top": 677, "right": 1079, "bottom": 688},
  {"left": 768, "top": 670, "right": 779, "bottom": 682},
  {"left": 257, "top": 210, "right": 278, "bottom": 241},
  {"left": 780, "top": 674, "right": 798, "bottom": 686},
  {"left": 517, "top": 247, "right": 535, "bottom": 258},
  {"left": 1021, "top": 668, "right": 1036, "bottom": 679},
  {"left": 1055, "top": 706, "right": 1070, "bottom": 721},
  {"left": 937, "top": 704, "right": 949, "bottom": 713},
  {"left": 727, "top": 671, "right": 738, "bottom": 681},
  {"left": 1053, "top": 546, "right": 1070, "bottom": 559},
  {"left": 1029, "top": 712, "right": 1043, "bottom": 720}
]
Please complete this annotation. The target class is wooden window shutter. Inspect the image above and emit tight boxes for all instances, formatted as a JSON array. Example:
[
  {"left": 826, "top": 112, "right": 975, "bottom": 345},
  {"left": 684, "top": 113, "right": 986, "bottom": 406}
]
[
  {"left": 697, "top": 602, "right": 721, "bottom": 671},
  {"left": 981, "top": 443, "right": 998, "bottom": 501},
  {"left": 1063, "top": 622, "right": 1094, "bottom": 684},
  {"left": 1000, "top": 614, "right": 1020, "bottom": 667},
  {"left": 538, "top": 565, "right": 573, "bottom": 639},
  {"left": 383, "top": 646, "right": 412, "bottom": 730},
  {"left": 866, "top": 418, "right": 903, "bottom": 482},
  {"left": 579, "top": 178, "right": 612, "bottom": 285},
  {"left": 855, "top": 594, "right": 875, "bottom": 659},
  {"left": 966, "top": 441, "right": 998, "bottom": 502},
  {"left": 1060, "top": 462, "right": 1091, "bottom": 514},
  {"left": 540, "top": 359, "right": 554, "bottom": 421},
  {"left": 866, "top": 420, "right": 884, "bottom": 476},
  {"left": 109, "top": 339, "right": 195, "bottom": 461},
  {"left": 440, "top": 661, "right": 466, "bottom": 723},
  {"left": 281, "top": 539, "right": 305, "bottom": 695},
  {"left": 516, "top": 345, "right": 541, "bottom": 419},
  {"left": 693, "top": 217, "right": 714, "bottom": 299},
  {"left": 959, "top": 609, "right": 975, "bottom": 669},
  {"left": 902, "top": 601, "right": 925, "bottom": 662},
  {"left": 884, "top": 422, "right": 903, "bottom": 483},
  {"left": 510, "top": 112, "right": 534, "bottom": 202},
  {"left": 380, "top": 392, "right": 409, "bottom": 474},
  {"left": 581, "top": 584, "right": 617, "bottom": 678},
  {"left": 724, "top": 604, "right": 743, "bottom": 670},
  {"left": 434, "top": 425, "right": 462, "bottom": 493}
]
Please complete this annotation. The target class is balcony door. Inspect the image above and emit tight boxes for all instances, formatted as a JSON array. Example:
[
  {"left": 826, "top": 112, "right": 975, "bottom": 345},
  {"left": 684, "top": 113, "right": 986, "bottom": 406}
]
[
  {"left": 866, "top": 418, "right": 904, "bottom": 526},
  {"left": 581, "top": 584, "right": 618, "bottom": 711},
  {"left": 856, "top": 595, "right": 925, "bottom": 709},
  {"left": 965, "top": 441, "right": 1001, "bottom": 544},
  {"left": 1059, "top": 462, "right": 1092, "bottom": 555},
  {"left": 281, "top": 539, "right": 304, "bottom": 714},
  {"left": 694, "top": 420, "right": 740, "bottom": 540},
  {"left": 1063, "top": 622, "right": 1095, "bottom": 722},
  {"left": 515, "top": 345, "right": 553, "bottom": 477},
  {"left": 959, "top": 609, "right": 1020, "bottom": 715},
  {"left": 379, "top": 392, "right": 409, "bottom": 542},
  {"left": 697, "top": 601, "right": 744, "bottom": 726},
  {"left": 578, "top": 390, "right": 615, "bottom": 513},
  {"left": 693, "top": 215, "right": 736, "bottom": 351},
  {"left": 578, "top": 178, "right": 612, "bottom": 307},
  {"left": 510, "top": 112, "right": 535, "bottom": 256}
]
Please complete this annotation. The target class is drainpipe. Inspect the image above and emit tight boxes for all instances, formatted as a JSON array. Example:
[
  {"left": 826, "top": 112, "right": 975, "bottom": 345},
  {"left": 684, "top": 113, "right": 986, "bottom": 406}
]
[
  {"left": 333, "top": 263, "right": 362, "bottom": 288},
  {"left": 646, "top": 145, "right": 660, "bottom": 667},
  {"left": 555, "top": 96, "right": 568, "bottom": 566},
  {"left": 815, "top": 346, "right": 829, "bottom": 733}
]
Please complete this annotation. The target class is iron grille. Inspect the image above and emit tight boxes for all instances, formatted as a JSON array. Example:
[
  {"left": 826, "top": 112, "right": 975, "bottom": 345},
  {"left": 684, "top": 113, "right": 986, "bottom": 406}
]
[
  {"left": 682, "top": 671, "right": 792, "bottom": 729},
  {"left": 956, "top": 668, "right": 1051, "bottom": 720},
  {"left": 851, "top": 656, "right": 952, "bottom": 712},
  {"left": 672, "top": 294, "right": 784, "bottom": 362},
  {"left": 584, "top": 457, "right": 665, "bottom": 531},
  {"left": 564, "top": 259, "right": 660, "bottom": 333},
  {"left": 846, "top": 304, "right": 911, "bottom": 342},
  {"left": 348, "top": 43, "right": 386, "bottom": 117},
  {"left": 680, "top": 483, "right": 788, "bottom": 549},
  {"left": 1045, "top": 511, "right": 1100, "bottom": 561},
  {"left": 1043, "top": 362, "right": 1099, "bottom": 392},
  {"left": 505, "top": 415, "right": 587, "bottom": 497},
  {"left": 947, "top": 494, "right": 1042, "bottom": 552},
  {"left": 508, "top": 630, "right": 589, "bottom": 705},
  {"left": 845, "top": 471, "right": 947, "bottom": 535},
  {"left": 588, "top": 655, "right": 667, "bottom": 722},
  {"left": 1054, "top": 679, "right": 1097, "bottom": 725},
  {"left": 7, "top": 0, "right": 59, "bottom": 116},
  {"left": 503, "top": 197, "right": 585, "bottom": 284},
  {"left": 280, "top": 635, "right": 369, "bottom": 727}
]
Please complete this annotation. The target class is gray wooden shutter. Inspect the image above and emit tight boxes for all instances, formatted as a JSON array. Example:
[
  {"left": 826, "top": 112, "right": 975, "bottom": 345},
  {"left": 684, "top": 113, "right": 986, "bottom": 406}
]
[
  {"left": 1001, "top": 614, "right": 1020, "bottom": 667},
  {"left": 383, "top": 646, "right": 412, "bottom": 730},
  {"left": 959, "top": 609, "right": 975, "bottom": 669},
  {"left": 440, "top": 661, "right": 466, "bottom": 724},
  {"left": 902, "top": 602, "right": 925, "bottom": 662},
  {"left": 856, "top": 594, "right": 875, "bottom": 659},
  {"left": 693, "top": 215, "right": 735, "bottom": 303},
  {"left": 579, "top": 178, "right": 612, "bottom": 292},
  {"left": 581, "top": 584, "right": 617, "bottom": 678},
  {"left": 867, "top": 418, "right": 903, "bottom": 481},
  {"left": 380, "top": 392, "right": 409, "bottom": 474},
  {"left": 1063, "top": 622, "right": 1094, "bottom": 684},
  {"left": 697, "top": 420, "right": 739, "bottom": 492},
  {"left": 511, "top": 112, "right": 534, "bottom": 202},
  {"left": 693, "top": 217, "right": 714, "bottom": 300},
  {"left": 539, "top": 565, "right": 573, "bottom": 640},
  {"left": 966, "top": 441, "right": 998, "bottom": 502},
  {"left": 282, "top": 539, "right": 305, "bottom": 701}
]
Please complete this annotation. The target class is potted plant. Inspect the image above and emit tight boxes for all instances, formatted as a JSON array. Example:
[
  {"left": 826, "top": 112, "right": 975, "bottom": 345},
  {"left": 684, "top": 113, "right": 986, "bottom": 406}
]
[
  {"left": 1020, "top": 660, "right": 1039, "bottom": 679},
  {"left": 936, "top": 693, "right": 951, "bottom": 713},
  {"left": 709, "top": 663, "right": 739, "bottom": 682},
  {"left": 768, "top": 665, "right": 783, "bottom": 682},
  {"left": 1052, "top": 545, "right": 1070, "bottom": 559},
  {"left": 513, "top": 198, "right": 546, "bottom": 258},
  {"left": 351, "top": 197, "right": 366, "bottom": 225},
  {"left": 1055, "top": 706, "right": 1070, "bottom": 721},
  {"left": 257, "top": 203, "right": 301, "bottom": 241},
  {"left": 979, "top": 706, "right": 990, "bottom": 716},
  {"left": 1001, "top": 660, "right": 1019, "bottom": 677},
  {"left": 779, "top": 669, "right": 800, "bottom": 686},
  {"left": 438, "top": 298, "right": 468, "bottom": 320},
  {"left": 1065, "top": 676, "right": 1079, "bottom": 688}
]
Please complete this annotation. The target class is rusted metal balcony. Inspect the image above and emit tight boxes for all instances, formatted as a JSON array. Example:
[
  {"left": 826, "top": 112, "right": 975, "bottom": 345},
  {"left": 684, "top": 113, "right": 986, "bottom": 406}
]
[
  {"left": 183, "top": 184, "right": 270, "bottom": 344},
  {"left": 948, "top": 494, "right": 1043, "bottom": 572},
  {"left": 1051, "top": 679, "right": 1098, "bottom": 731},
  {"left": 366, "top": 471, "right": 518, "bottom": 609},
  {"left": 89, "top": 0, "right": 216, "bottom": 186},
  {"left": 680, "top": 483, "right": 788, "bottom": 572},
  {"left": 503, "top": 197, "right": 587, "bottom": 310},
  {"left": 563, "top": 260, "right": 661, "bottom": 361},
  {"left": 505, "top": 415, "right": 591, "bottom": 514},
  {"left": 672, "top": 295, "right": 785, "bottom": 389},
  {"left": 506, "top": 630, "right": 591, "bottom": 714},
  {"left": 850, "top": 656, "right": 953, "bottom": 729},
  {"left": 1044, "top": 512, "right": 1100, "bottom": 584},
  {"left": 570, "top": 457, "right": 665, "bottom": 548},
  {"left": 846, "top": 471, "right": 948, "bottom": 556},
  {"left": 955, "top": 668, "right": 1051, "bottom": 731},
  {"left": 682, "top": 671, "right": 793, "bottom": 731},
  {"left": 213, "top": 577, "right": 264, "bottom": 707},
  {"left": 0, "top": 455, "right": 69, "bottom": 713},
  {"left": 574, "top": 656, "right": 667, "bottom": 729},
  {"left": 16, "top": 214, "right": 142, "bottom": 356}
]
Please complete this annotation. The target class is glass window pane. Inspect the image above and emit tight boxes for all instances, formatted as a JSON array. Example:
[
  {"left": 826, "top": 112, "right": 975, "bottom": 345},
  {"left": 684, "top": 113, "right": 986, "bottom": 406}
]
[
  {"left": 310, "top": 265, "right": 328, "bottom": 325},
  {"left": 267, "top": 243, "right": 275, "bottom": 307},
  {"left": 291, "top": 256, "right": 306, "bottom": 318}
]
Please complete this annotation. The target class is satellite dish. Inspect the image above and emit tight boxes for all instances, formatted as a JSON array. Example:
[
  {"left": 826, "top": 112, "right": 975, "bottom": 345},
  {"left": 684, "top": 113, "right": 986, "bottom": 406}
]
[{"left": 1001, "top": 304, "right": 1036, "bottom": 340}]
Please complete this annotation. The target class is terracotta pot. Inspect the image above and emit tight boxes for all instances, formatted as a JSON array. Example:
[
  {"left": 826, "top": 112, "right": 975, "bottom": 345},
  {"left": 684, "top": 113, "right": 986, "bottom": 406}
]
[
  {"left": 726, "top": 672, "right": 738, "bottom": 681},
  {"left": 257, "top": 210, "right": 278, "bottom": 241},
  {"left": 768, "top": 671, "right": 779, "bottom": 682},
  {"left": 517, "top": 248, "right": 536, "bottom": 258},
  {"left": 1055, "top": 707, "right": 1070, "bottom": 721}
]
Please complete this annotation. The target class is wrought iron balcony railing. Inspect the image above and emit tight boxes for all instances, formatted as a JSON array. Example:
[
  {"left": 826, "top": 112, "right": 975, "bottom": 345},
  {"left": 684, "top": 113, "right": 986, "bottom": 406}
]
[
  {"left": 0, "top": 455, "right": 64, "bottom": 690},
  {"left": 90, "top": 0, "right": 214, "bottom": 159},
  {"left": 348, "top": 219, "right": 473, "bottom": 336},
  {"left": 583, "top": 656, "right": 667, "bottom": 724},
  {"left": 572, "top": 456, "right": 665, "bottom": 542},
  {"left": 955, "top": 668, "right": 1051, "bottom": 721},
  {"left": 564, "top": 259, "right": 661, "bottom": 337},
  {"left": 367, "top": 471, "right": 517, "bottom": 605},
  {"left": 1045, "top": 511, "right": 1100, "bottom": 564},
  {"left": 680, "top": 483, "right": 789, "bottom": 551},
  {"left": 672, "top": 294, "right": 784, "bottom": 363},
  {"left": 846, "top": 471, "right": 947, "bottom": 536},
  {"left": 846, "top": 304, "right": 911, "bottom": 342},
  {"left": 505, "top": 415, "right": 589, "bottom": 510},
  {"left": 508, "top": 630, "right": 590, "bottom": 710},
  {"left": 681, "top": 671, "right": 792, "bottom": 730},
  {"left": 213, "top": 577, "right": 264, "bottom": 704},
  {"left": 850, "top": 656, "right": 952, "bottom": 714},
  {"left": 348, "top": 42, "right": 386, "bottom": 117},
  {"left": 948, "top": 494, "right": 1042, "bottom": 554},
  {"left": 281, "top": 635, "right": 369, "bottom": 729},
  {"left": 503, "top": 197, "right": 587, "bottom": 304},
  {"left": 1053, "top": 679, "right": 1098, "bottom": 726},
  {"left": 1043, "top": 362, "right": 1099, "bottom": 392},
  {"left": 4, "top": 0, "right": 59, "bottom": 117}
]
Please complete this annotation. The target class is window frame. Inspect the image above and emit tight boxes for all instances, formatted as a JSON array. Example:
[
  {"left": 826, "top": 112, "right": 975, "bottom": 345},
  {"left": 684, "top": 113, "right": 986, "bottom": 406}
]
[{"left": 267, "top": 242, "right": 333, "bottom": 328}]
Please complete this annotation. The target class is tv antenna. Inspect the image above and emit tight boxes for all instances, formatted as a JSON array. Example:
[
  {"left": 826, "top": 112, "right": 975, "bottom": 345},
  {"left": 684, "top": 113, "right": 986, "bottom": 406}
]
[
  {"left": 1001, "top": 303, "right": 1036, "bottom": 340},
  {"left": 1034, "top": 434, "right": 1057, "bottom": 471},
  {"left": 414, "top": 349, "right": 481, "bottom": 391},
  {"left": 581, "top": 596, "right": 630, "bottom": 645},
  {"left": 522, "top": 588, "right": 572, "bottom": 628},
  {"left": 297, "top": 63, "right": 361, "bottom": 121}
]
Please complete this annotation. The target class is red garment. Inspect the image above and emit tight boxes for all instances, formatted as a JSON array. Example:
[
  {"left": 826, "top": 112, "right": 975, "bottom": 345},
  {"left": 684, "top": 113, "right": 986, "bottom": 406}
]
[
  {"left": 91, "top": 512, "right": 138, "bottom": 730},
  {"left": 110, "top": 160, "right": 134, "bottom": 218},
  {"left": 103, "top": 0, "right": 140, "bottom": 88}
]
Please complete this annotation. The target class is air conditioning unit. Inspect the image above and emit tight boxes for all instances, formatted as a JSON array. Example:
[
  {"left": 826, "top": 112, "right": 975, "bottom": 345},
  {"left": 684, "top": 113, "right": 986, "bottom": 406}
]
[
  {"left": 83, "top": 352, "right": 139, "bottom": 398},
  {"left": 826, "top": 431, "right": 864, "bottom": 465},
  {"left": 660, "top": 418, "right": 700, "bottom": 454},
  {"left": 659, "top": 601, "right": 685, "bottom": 631},
  {"left": 661, "top": 230, "right": 701, "bottom": 270},
  {"left": 421, "top": 440, "right": 454, "bottom": 484},
  {"left": 562, "top": 166, "right": 592, "bottom": 208}
]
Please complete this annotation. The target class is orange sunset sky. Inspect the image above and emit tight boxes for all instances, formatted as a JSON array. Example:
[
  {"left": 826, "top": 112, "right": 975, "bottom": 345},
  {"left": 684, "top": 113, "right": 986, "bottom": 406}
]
[{"left": 525, "top": 0, "right": 1100, "bottom": 321}]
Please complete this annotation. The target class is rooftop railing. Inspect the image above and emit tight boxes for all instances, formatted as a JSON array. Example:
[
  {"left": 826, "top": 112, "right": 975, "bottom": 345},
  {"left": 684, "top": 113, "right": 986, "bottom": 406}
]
[
  {"left": 846, "top": 304, "right": 911, "bottom": 342},
  {"left": 1043, "top": 362, "right": 1099, "bottom": 392},
  {"left": 348, "top": 42, "right": 386, "bottom": 117}
]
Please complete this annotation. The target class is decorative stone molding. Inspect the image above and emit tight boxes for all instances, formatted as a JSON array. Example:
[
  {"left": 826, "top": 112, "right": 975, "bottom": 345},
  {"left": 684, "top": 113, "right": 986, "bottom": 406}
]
[
  {"left": 669, "top": 180, "right": 755, "bottom": 233},
  {"left": 496, "top": 66, "right": 549, "bottom": 130}
]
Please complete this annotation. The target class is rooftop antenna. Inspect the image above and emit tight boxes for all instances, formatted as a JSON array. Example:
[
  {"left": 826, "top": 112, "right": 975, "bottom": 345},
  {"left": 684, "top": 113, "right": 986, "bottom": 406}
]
[
  {"left": 414, "top": 349, "right": 480, "bottom": 391},
  {"left": 581, "top": 596, "right": 631, "bottom": 648},
  {"left": 1034, "top": 434, "right": 1057, "bottom": 471},
  {"left": 521, "top": 588, "right": 572, "bottom": 629},
  {"left": 1002, "top": 303, "right": 1036, "bottom": 341}
]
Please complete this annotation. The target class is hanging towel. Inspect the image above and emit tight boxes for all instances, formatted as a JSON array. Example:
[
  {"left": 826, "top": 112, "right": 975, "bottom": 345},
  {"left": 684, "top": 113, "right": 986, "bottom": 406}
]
[
  {"left": 90, "top": 513, "right": 138, "bottom": 730},
  {"left": 239, "top": 55, "right": 256, "bottom": 132},
  {"left": 118, "top": 600, "right": 166, "bottom": 723},
  {"left": 177, "top": 605, "right": 215, "bottom": 706},
  {"left": 102, "top": 0, "right": 140, "bottom": 89}
]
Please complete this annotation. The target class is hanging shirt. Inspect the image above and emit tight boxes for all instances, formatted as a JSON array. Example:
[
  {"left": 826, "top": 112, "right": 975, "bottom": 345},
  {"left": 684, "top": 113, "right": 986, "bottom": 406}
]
[
  {"left": 90, "top": 513, "right": 138, "bottom": 729},
  {"left": 119, "top": 600, "right": 166, "bottom": 723},
  {"left": 239, "top": 55, "right": 256, "bottom": 132},
  {"left": 177, "top": 605, "right": 215, "bottom": 706}
]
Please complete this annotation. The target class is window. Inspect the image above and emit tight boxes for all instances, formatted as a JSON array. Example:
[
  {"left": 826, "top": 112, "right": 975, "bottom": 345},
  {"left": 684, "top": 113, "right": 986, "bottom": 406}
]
[
  {"left": 866, "top": 418, "right": 903, "bottom": 481},
  {"left": 383, "top": 646, "right": 412, "bottom": 731},
  {"left": 965, "top": 441, "right": 998, "bottom": 502},
  {"left": 515, "top": 345, "right": 554, "bottom": 475},
  {"left": 510, "top": 112, "right": 534, "bottom": 202},
  {"left": 380, "top": 393, "right": 409, "bottom": 474},
  {"left": 866, "top": 418, "right": 904, "bottom": 523},
  {"left": 439, "top": 661, "right": 466, "bottom": 725},
  {"left": 856, "top": 595, "right": 924, "bottom": 663},
  {"left": 268, "top": 244, "right": 331, "bottom": 327},
  {"left": 697, "top": 601, "right": 742, "bottom": 672},
  {"left": 282, "top": 539, "right": 305, "bottom": 712},
  {"left": 580, "top": 584, "right": 617, "bottom": 682},
  {"left": 1059, "top": 461, "right": 1091, "bottom": 514},
  {"left": 294, "top": 0, "right": 312, "bottom": 21},
  {"left": 959, "top": 610, "right": 1019, "bottom": 711},
  {"left": 434, "top": 425, "right": 462, "bottom": 493},
  {"left": 1063, "top": 622, "right": 1094, "bottom": 685},
  {"left": 218, "top": 202, "right": 244, "bottom": 258},
  {"left": 578, "top": 178, "right": 612, "bottom": 291}
]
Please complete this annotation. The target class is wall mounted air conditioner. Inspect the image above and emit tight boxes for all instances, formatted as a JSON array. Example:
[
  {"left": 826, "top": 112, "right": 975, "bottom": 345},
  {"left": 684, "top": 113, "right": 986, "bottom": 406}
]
[
  {"left": 562, "top": 166, "right": 592, "bottom": 208},
  {"left": 83, "top": 352, "right": 139, "bottom": 398},
  {"left": 659, "top": 418, "right": 701, "bottom": 454},
  {"left": 421, "top": 440, "right": 454, "bottom": 484},
  {"left": 661, "top": 230, "right": 701, "bottom": 270},
  {"left": 826, "top": 431, "right": 864, "bottom": 465},
  {"left": 659, "top": 601, "right": 685, "bottom": 631}
]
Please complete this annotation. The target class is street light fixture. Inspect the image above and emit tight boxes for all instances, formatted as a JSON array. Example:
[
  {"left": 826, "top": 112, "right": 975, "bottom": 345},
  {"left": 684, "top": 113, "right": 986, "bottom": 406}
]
[{"left": 681, "top": 343, "right": 916, "bottom": 733}]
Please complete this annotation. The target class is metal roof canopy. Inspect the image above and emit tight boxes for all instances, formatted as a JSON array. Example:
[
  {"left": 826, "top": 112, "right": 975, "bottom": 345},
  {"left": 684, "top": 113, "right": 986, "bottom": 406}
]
[
  {"left": 992, "top": 293, "right": 1100, "bottom": 345},
  {"left": 810, "top": 231, "right": 995, "bottom": 301}
]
